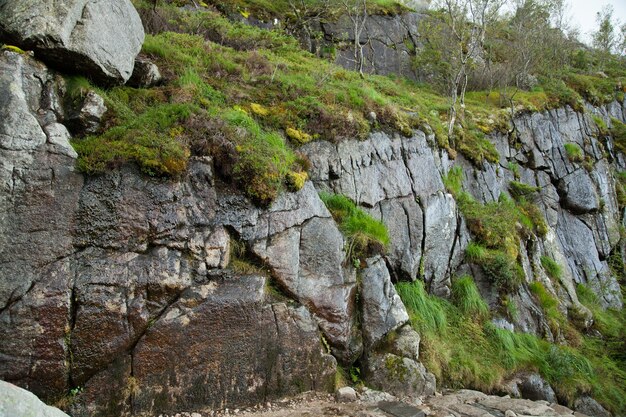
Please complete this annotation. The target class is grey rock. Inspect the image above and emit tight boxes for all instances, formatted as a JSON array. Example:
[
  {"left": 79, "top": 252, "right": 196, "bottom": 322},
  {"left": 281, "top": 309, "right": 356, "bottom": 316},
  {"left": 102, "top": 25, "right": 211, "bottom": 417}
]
[
  {"left": 0, "top": 0, "right": 144, "bottom": 84},
  {"left": 336, "top": 386, "right": 358, "bottom": 403},
  {"left": 423, "top": 192, "right": 458, "bottom": 297},
  {"left": 377, "top": 401, "right": 426, "bottom": 417},
  {"left": 558, "top": 169, "right": 599, "bottom": 214},
  {"left": 252, "top": 215, "right": 360, "bottom": 364},
  {"left": 128, "top": 55, "right": 162, "bottom": 88},
  {"left": 322, "top": 13, "right": 422, "bottom": 80},
  {"left": 377, "top": 197, "right": 423, "bottom": 280},
  {"left": 516, "top": 373, "right": 557, "bottom": 403},
  {"left": 363, "top": 353, "right": 436, "bottom": 399},
  {"left": 65, "top": 90, "right": 107, "bottom": 135},
  {"left": 361, "top": 256, "right": 409, "bottom": 348},
  {"left": 573, "top": 396, "right": 611, "bottom": 417},
  {"left": 387, "top": 325, "right": 421, "bottom": 362},
  {"left": 0, "top": 380, "right": 70, "bottom": 417}
]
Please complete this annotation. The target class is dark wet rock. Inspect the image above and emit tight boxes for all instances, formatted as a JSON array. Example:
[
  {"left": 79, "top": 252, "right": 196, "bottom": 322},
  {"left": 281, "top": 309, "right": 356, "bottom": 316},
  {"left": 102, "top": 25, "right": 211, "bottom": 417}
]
[
  {"left": 505, "top": 373, "right": 556, "bottom": 403},
  {"left": 64, "top": 90, "right": 107, "bottom": 135},
  {"left": 574, "top": 396, "right": 611, "bottom": 417}
]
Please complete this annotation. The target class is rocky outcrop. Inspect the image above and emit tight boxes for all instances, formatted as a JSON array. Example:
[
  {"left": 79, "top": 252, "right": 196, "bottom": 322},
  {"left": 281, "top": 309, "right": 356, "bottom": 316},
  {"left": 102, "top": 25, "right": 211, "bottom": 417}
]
[
  {"left": 0, "top": 0, "right": 144, "bottom": 84},
  {"left": 0, "top": 380, "right": 70, "bottom": 417},
  {"left": 303, "top": 130, "right": 466, "bottom": 297},
  {"left": 0, "top": 51, "right": 339, "bottom": 416}
]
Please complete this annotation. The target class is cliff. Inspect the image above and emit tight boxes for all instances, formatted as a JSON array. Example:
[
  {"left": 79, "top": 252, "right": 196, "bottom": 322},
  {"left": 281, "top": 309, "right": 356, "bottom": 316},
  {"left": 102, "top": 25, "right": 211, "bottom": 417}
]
[{"left": 0, "top": 1, "right": 625, "bottom": 416}]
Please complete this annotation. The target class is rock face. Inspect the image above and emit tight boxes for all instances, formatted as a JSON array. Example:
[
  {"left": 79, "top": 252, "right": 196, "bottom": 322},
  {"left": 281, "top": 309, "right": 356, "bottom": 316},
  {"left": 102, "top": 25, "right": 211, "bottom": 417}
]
[
  {"left": 302, "top": 130, "right": 466, "bottom": 296},
  {"left": 0, "top": 0, "right": 144, "bottom": 84},
  {"left": 0, "top": 51, "right": 337, "bottom": 416},
  {"left": 0, "top": 380, "right": 70, "bottom": 417},
  {"left": 321, "top": 12, "right": 422, "bottom": 80},
  {"left": 1, "top": 28, "right": 626, "bottom": 417}
]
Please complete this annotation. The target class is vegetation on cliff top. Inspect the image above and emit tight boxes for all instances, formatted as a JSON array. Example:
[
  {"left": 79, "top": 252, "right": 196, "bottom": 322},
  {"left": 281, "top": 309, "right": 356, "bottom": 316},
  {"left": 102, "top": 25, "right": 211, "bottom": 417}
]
[{"left": 72, "top": 0, "right": 625, "bottom": 205}]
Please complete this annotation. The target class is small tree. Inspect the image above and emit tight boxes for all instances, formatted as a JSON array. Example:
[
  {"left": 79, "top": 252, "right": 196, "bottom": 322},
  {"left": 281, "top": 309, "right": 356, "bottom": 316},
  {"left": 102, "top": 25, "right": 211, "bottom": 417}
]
[
  {"left": 340, "top": 0, "right": 369, "bottom": 78},
  {"left": 431, "top": 0, "right": 504, "bottom": 137},
  {"left": 592, "top": 5, "right": 617, "bottom": 54}
]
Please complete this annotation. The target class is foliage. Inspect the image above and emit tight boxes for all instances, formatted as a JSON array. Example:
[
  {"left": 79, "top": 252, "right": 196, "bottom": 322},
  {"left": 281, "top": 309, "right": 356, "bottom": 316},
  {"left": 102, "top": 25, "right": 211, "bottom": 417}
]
[
  {"left": 508, "top": 181, "right": 539, "bottom": 201},
  {"left": 540, "top": 256, "right": 562, "bottom": 281},
  {"left": 451, "top": 275, "right": 489, "bottom": 318},
  {"left": 564, "top": 143, "right": 584, "bottom": 162},
  {"left": 320, "top": 192, "right": 389, "bottom": 260},
  {"left": 610, "top": 118, "right": 626, "bottom": 155},
  {"left": 396, "top": 279, "right": 626, "bottom": 413}
]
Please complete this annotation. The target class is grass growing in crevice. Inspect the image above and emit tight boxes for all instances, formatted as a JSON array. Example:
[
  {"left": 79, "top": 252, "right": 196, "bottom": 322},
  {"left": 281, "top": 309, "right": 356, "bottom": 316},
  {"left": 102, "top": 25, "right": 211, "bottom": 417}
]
[
  {"left": 564, "top": 143, "right": 584, "bottom": 162},
  {"left": 442, "top": 168, "right": 548, "bottom": 294},
  {"left": 540, "top": 256, "right": 562, "bottom": 281},
  {"left": 319, "top": 193, "right": 389, "bottom": 262},
  {"left": 396, "top": 280, "right": 626, "bottom": 413}
]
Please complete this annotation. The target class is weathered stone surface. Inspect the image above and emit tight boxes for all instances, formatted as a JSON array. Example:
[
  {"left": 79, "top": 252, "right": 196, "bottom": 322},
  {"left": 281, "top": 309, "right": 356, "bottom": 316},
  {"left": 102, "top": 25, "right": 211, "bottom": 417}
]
[
  {"left": 0, "top": 380, "right": 70, "bottom": 417},
  {"left": 423, "top": 192, "right": 458, "bottom": 297},
  {"left": 131, "top": 276, "right": 336, "bottom": 415},
  {"left": 322, "top": 13, "right": 422, "bottom": 80},
  {"left": 0, "top": 0, "right": 145, "bottom": 84},
  {"left": 128, "top": 55, "right": 162, "bottom": 88},
  {"left": 558, "top": 169, "right": 599, "bottom": 214},
  {"left": 361, "top": 256, "right": 409, "bottom": 348},
  {"left": 64, "top": 90, "right": 107, "bottom": 135},
  {"left": 573, "top": 396, "right": 611, "bottom": 417},
  {"left": 514, "top": 373, "right": 557, "bottom": 403},
  {"left": 363, "top": 353, "right": 436, "bottom": 399},
  {"left": 0, "top": 51, "right": 81, "bottom": 400},
  {"left": 252, "top": 216, "right": 360, "bottom": 364}
]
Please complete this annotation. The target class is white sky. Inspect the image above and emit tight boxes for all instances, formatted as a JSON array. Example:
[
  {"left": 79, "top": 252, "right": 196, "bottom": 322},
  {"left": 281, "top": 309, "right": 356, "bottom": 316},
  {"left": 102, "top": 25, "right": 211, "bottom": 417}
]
[{"left": 567, "top": 0, "right": 626, "bottom": 44}]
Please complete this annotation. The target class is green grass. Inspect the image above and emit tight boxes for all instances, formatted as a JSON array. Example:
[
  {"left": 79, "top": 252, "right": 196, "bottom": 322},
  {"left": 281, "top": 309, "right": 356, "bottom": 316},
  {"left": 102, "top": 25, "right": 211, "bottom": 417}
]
[
  {"left": 540, "top": 256, "right": 562, "bottom": 281},
  {"left": 508, "top": 181, "right": 539, "bottom": 201},
  {"left": 452, "top": 275, "right": 489, "bottom": 318},
  {"left": 395, "top": 280, "right": 626, "bottom": 413},
  {"left": 610, "top": 118, "right": 626, "bottom": 154},
  {"left": 319, "top": 193, "right": 389, "bottom": 260},
  {"left": 564, "top": 143, "right": 584, "bottom": 162}
]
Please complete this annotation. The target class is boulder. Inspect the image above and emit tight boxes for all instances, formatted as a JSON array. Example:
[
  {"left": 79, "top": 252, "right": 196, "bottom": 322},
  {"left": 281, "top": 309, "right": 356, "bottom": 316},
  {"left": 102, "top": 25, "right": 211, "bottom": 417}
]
[
  {"left": 0, "top": 380, "right": 70, "bottom": 417},
  {"left": 361, "top": 256, "right": 409, "bottom": 348},
  {"left": 574, "top": 396, "right": 611, "bottom": 417},
  {"left": 516, "top": 373, "right": 556, "bottom": 403},
  {"left": 64, "top": 90, "right": 107, "bottom": 135},
  {"left": 0, "top": 0, "right": 144, "bottom": 84},
  {"left": 128, "top": 55, "right": 162, "bottom": 88},
  {"left": 363, "top": 353, "right": 435, "bottom": 399},
  {"left": 336, "top": 386, "right": 358, "bottom": 403}
]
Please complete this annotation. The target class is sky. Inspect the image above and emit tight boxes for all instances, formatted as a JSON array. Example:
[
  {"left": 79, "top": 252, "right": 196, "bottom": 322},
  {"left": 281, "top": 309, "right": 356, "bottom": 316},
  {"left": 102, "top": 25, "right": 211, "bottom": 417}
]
[{"left": 568, "top": 0, "right": 626, "bottom": 44}]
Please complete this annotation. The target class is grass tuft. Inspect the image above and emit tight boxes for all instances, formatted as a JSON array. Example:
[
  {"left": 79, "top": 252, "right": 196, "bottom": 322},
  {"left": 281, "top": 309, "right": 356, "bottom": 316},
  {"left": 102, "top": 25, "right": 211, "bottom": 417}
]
[{"left": 319, "top": 193, "right": 389, "bottom": 260}]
